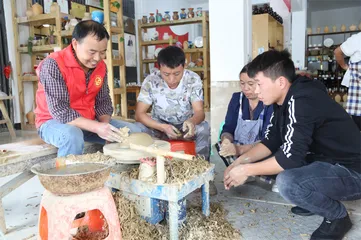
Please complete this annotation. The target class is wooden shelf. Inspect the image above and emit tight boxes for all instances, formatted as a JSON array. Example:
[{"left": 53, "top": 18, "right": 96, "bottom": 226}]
[
  {"left": 113, "top": 87, "right": 125, "bottom": 94},
  {"left": 18, "top": 44, "right": 59, "bottom": 53},
  {"left": 140, "top": 14, "right": 208, "bottom": 29},
  {"left": 141, "top": 39, "right": 176, "bottom": 46},
  {"left": 111, "top": 27, "right": 122, "bottom": 34},
  {"left": 184, "top": 48, "right": 205, "bottom": 53},
  {"left": 21, "top": 76, "right": 38, "bottom": 82},
  {"left": 186, "top": 67, "right": 205, "bottom": 72},
  {"left": 112, "top": 58, "right": 123, "bottom": 66},
  {"left": 143, "top": 59, "right": 157, "bottom": 63},
  {"left": 61, "top": 30, "right": 73, "bottom": 37},
  {"left": 308, "top": 30, "right": 360, "bottom": 37},
  {"left": 17, "top": 13, "right": 70, "bottom": 26}
]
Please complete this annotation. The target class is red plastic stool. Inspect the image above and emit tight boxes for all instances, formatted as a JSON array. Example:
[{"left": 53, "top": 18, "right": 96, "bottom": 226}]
[
  {"left": 167, "top": 140, "right": 196, "bottom": 155},
  {"left": 38, "top": 186, "right": 121, "bottom": 240}
]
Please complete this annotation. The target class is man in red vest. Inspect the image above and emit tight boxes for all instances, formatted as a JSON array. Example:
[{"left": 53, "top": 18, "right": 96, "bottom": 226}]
[{"left": 35, "top": 20, "right": 140, "bottom": 157}]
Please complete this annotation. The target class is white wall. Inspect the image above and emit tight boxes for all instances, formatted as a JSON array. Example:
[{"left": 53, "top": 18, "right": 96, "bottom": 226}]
[
  {"left": 4, "top": 0, "right": 32, "bottom": 124},
  {"left": 308, "top": 6, "right": 361, "bottom": 33},
  {"left": 291, "top": 0, "right": 307, "bottom": 69},
  {"left": 209, "top": 0, "right": 252, "bottom": 81}
]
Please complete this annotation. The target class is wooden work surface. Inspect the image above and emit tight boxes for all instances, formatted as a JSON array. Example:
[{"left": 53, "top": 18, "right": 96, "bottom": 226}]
[{"left": 0, "top": 138, "right": 102, "bottom": 177}]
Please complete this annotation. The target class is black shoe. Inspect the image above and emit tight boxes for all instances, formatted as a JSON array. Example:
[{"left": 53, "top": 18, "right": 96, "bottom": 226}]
[
  {"left": 291, "top": 206, "right": 315, "bottom": 216},
  {"left": 311, "top": 214, "right": 352, "bottom": 240}
]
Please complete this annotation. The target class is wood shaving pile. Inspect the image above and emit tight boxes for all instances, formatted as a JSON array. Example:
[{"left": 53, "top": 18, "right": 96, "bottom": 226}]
[
  {"left": 56, "top": 152, "right": 117, "bottom": 165},
  {"left": 113, "top": 192, "right": 241, "bottom": 240},
  {"left": 123, "top": 156, "right": 211, "bottom": 184}
]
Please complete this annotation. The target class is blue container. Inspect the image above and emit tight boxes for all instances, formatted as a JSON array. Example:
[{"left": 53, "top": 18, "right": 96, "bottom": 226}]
[{"left": 92, "top": 11, "right": 104, "bottom": 24}]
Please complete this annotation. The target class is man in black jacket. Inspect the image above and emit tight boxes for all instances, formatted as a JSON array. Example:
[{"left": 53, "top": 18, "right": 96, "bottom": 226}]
[{"left": 224, "top": 50, "right": 361, "bottom": 240}]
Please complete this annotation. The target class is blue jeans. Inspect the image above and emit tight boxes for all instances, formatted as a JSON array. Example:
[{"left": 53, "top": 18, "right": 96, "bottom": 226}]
[
  {"left": 277, "top": 161, "right": 361, "bottom": 220},
  {"left": 38, "top": 119, "right": 141, "bottom": 157}
]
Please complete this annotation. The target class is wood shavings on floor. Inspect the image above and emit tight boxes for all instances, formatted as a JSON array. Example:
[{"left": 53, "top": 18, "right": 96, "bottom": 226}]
[{"left": 113, "top": 192, "right": 242, "bottom": 240}]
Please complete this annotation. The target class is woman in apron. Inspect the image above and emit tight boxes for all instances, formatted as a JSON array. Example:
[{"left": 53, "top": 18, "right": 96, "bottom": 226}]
[{"left": 216, "top": 63, "right": 274, "bottom": 167}]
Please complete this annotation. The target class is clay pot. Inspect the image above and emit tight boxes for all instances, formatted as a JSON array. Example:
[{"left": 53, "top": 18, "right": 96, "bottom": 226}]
[
  {"left": 307, "top": 28, "right": 312, "bottom": 34},
  {"left": 359, "top": 22, "right": 361, "bottom": 30},
  {"left": 26, "top": 6, "right": 34, "bottom": 18},
  {"left": 188, "top": 8, "right": 194, "bottom": 18},
  {"left": 26, "top": 111, "right": 35, "bottom": 125},
  {"left": 180, "top": 8, "right": 186, "bottom": 19},
  {"left": 32, "top": 2, "right": 43, "bottom": 16},
  {"left": 316, "top": 27, "right": 321, "bottom": 33},
  {"left": 324, "top": 26, "right": 329, "bottom": 33},
  {"left": 173, "top": 11, "right": 179, "bottom": 20},
  {"left": 349, "top": 24, "right": 357, "bottom": 31},
  {"left": 50, "top": 2, "right": 59, "bottom": 13},
  {"left": 332, "top": 26, "right": 337, "bottom": 32},
  {"left": 142, "top": 15, "right": 148, "bottom": 24},
  {"left": 341, "top": 24, "right": 346, "bottom": 32},
  {"left": 149, "top": 13, "right": 155, "bottom": 23}
]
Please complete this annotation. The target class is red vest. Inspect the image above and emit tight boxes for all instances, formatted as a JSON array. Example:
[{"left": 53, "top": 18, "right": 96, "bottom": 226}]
[{"left": 35, "top": 45, "right": 106, "bottom": 128}]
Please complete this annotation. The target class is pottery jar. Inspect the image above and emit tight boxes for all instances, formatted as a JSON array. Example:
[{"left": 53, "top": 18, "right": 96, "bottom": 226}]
[
  {"left": 359, "top": 22, "right": 361, "bottom": 30},
  {"left": 26, "top": 5, "right": 34, "bottom": 18},
  {"left": 32, "top": 2, "right": 43, "bottom": 16},
  {"left": 324, "top": 26, "right": 329, "bottom": 33},
  {"left": 316, "top": 27, "right": 321, "bottom": 33},
  {"left": 164, "top": 11, "right": 171, "bottom": 21},
  {"left": 188, "top": 8, "right": 194, "bottom": 18},
  {"left": 196, "top": 7, "right": 202, "bottom": 17},
  {"left": 156, "top": 13, "right": 162, "bottom": 22},
  {"left": 341, "top": 24, "right": 346, "bottom": 32},
  {"left": 307, "top": 28, "right": 312, "bottom": 34},
  {"left": 173, "top": 11, "right": 179, "bottom": 20},
  {"left": 50, "top": 2, "right": 59, "bottom": 13},
  {"left": 180, "top": 8, "right": 187, "bottom": 19},
  {"left": 142, "top": 15, "right": 148, "bottom": 24},
  {"left": 82, "top": 12, "right": 91, "bottom": 21},
  {"left": 332, "top": 26, "right": 337, "bottom": 32},
  {"left": 149, "top": 13, "right": 155, "bottom": 23},
  {"left": 349, "top": 24, "right": 357, "bottom": 31}
]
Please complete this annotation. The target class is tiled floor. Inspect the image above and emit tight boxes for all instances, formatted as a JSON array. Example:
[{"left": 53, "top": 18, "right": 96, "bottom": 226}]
[{"left": 0, "top": 133, "right": 360, "bottom": 239}]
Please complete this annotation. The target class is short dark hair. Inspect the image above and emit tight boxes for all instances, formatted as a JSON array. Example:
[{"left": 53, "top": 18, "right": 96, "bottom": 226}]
[
  {"left": 240, "top": 62, "right": 251, "bottom": 75},
  {"left": 72, "top": 20, "right": 110, "bottom": 43},
  {"left": 247, "top": 50, "right": 296, "bottom": 83},
  {"left": 157, "top": 46, "right": 185, "bottom": 68}
]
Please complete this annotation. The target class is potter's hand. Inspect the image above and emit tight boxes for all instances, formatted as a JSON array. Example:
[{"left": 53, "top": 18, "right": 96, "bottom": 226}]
[
  {"left": 161, "top": 124, "right": 179, "bottom": 139},
  {"left": 224, "top": 164, "right": 249, "bottom": 190},
  {"left": 96, "top": 122, "right": 123, "bottom": 143},
  {"left": 219, "top": 141, "right": 238, "bottom": 157},
  {"left": 182, "top": 120, "right": 195, "bottom": 139}
]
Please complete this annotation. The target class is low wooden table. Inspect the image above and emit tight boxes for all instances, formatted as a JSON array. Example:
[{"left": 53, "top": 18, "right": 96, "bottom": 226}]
[{"left": 0, "top": 96, "right": 15, "bottom": 138}]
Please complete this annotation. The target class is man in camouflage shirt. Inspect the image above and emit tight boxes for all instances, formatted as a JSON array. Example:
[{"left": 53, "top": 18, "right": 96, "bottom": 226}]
[{"left": 135, "top": 46, "right": 216, "bottom": 194}]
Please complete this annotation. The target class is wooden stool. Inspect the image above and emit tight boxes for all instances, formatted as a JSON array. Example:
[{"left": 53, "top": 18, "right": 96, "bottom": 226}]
[
  {"left": 0, "top": 96, "right": 15, "bottom": 138},
  {"left": 38, "top": 186, "right": 121, "bottom": 240}
]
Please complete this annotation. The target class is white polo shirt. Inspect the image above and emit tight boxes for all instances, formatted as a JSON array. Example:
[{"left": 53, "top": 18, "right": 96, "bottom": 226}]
[{"left": 340, "top": 32, "right": 361, "bottom": 63}]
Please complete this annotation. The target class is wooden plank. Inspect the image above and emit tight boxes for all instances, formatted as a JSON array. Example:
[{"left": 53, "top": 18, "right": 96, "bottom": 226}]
[
  {"left": 0, "top": 171, "right": 35, "bottom": 198},
  {"left": 110, "top": 27, "right": 122, "bottom": 34},
  {"left": 0, "top": 120, "right": 7, "bottom": 124},
  {"left": 186, "top": 67, "right": 204, "bottom": 72},
  {"left": 113, "top": 87, "right": 125, "bottom": 95},
  {"left": 143, "top": 59, "right": 157, "bottom": 63},
  {"left": 140, "top": 16, "right": 204, "bottom": 29},
  {"left": 202, "top": 14, "right": 210, "bottom": 111},
  {"left": 21, "top": 76, "right": 38, "bottom": 82},
  {"left": 18, "top": 44, "right": 58, "bottom": 53},
  {"left": 141, "top": 39, "right": 176, "bottom": 46},
  {"left": 184, "top": 48, "right": 204, "bottom": 53},
  {"left": 0, "top": 96, "right": 13, "bottom": 101},
  {"left": 138, "top": 20, "right": 144, "bottom": 84},
  {"left": 117, "top": 0, "right": 127, "bottom": 118}
]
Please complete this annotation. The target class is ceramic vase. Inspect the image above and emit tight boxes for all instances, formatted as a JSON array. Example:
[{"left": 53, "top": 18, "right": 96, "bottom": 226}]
[
  {"left": 180, "top": 8, "right": 186, "bottom": 19},
  {"left": 164, "top": 11, "right": 170, "bottom": 21},
  {"left": 332, "top": 26, "right": 337, "bottom": 32},
  {"left": 173, "top": 11, "right": 179, "bottom": 20},
  {"left": 196, "top": 7, "right": 202, "bottom": 17},
  {"left": 32, "top": 2, "right": 43, "bottom": 16},
  {"left": 188, "top": 8, "right": 194, "bottom": 18},
  {"left": 341, "top": 24, "right": 346, "bottom": 32},
  {"left": 82, "top": 12, "right": 91, "bottom": 21},
  {"left": 324, "top": 26, "right": 329, "bottom": 33},
  {"left": 149, "top": 13, "right": 155, "bottom": 23},
  {"left": 142, "top": 15, "right": 148, "bottom": 24},
  {"left": 50, "top": 2, "right": 59, "bottom": 13}
]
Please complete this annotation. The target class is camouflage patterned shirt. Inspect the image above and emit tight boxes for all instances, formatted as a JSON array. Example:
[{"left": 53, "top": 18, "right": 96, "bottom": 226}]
[{"left": 137, "top": 69, "right": 203, "bottom": 125}]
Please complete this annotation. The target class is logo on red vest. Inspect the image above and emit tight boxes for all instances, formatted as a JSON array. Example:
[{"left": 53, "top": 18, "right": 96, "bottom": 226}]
[{"left": 94, "top": 75, "right": 103, "bottom": 87}]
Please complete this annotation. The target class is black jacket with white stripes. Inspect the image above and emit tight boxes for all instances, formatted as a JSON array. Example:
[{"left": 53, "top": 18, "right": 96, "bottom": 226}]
[{"left": 261, "top": 75, "right": 361, "bottom": 173}]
